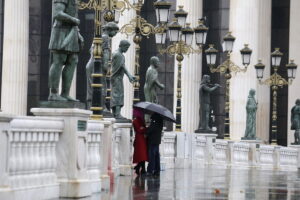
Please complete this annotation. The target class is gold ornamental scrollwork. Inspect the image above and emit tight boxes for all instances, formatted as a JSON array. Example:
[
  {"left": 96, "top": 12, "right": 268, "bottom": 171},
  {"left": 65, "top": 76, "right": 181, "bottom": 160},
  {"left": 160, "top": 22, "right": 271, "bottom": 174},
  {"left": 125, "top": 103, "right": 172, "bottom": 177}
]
[
  {"left": 259, "top": 73, "right": 289, "bottom": 87},
  {"left": 209, "top": 59, "right": 247, "bottom": 74}
]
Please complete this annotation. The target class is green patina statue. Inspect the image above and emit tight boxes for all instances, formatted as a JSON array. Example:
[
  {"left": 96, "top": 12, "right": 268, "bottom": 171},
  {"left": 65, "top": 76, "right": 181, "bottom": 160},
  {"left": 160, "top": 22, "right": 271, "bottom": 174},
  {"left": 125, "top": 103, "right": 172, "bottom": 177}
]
[
  {"left": 86, "top": 22, "right": 119, "bottom": 110},
  {"left": 144, "top": 56, "right": 165, "bottom": 103},
  {"left": 48, "top": 0, "right": 84, "bottom": 101},
  {"left": 195, "top": 75, "right": 220, "bottom": 133},
  {"left": 242, "top": 89, "right": 258, "bottom": 140},
  {"left": 291, "top": 99, "right": 300, "bottom": 145},
  {"left": 111, "top": 40, "right": 136, "bottom": 119}
]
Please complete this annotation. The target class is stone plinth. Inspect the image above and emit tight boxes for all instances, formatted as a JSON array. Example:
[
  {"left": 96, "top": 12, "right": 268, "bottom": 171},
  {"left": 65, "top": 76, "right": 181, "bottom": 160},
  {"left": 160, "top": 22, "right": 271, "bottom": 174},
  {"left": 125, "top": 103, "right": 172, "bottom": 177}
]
[
  {"left": 31, "top": 108, "right": 93, "bottom": 198},
  {"left": 38, "top": 101, "right": 85, "bottom": 109},
  {"left": 175, "top": 132, "right": 192, "bottom": 169}
]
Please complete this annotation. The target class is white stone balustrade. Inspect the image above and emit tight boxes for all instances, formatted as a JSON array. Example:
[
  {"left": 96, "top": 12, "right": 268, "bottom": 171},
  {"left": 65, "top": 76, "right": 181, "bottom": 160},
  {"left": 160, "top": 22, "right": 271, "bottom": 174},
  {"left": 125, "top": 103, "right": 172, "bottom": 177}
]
[
  {"left": 213, "top": 140, "right": 229, "bottom": 167},
  {"left": 257, "top": 145, "right": 275, "bottom": 170},
  {"left": 113, "top": 123, "right": 132, "bottom": 176},
  {"left": 0, "top": 116, "right": 63, "bottom": 200},
  {"left": 231, "top": 142, "right": 250, "bottom": 167},
  {"left": 277, "top": 147, "right": 298, "bottom": 171},
  {"left": 192, "top": 135, "right": 206, "bottom": 164},
  {"left": 86, "top": 120, "right": 104, "bottom": 193},
  {"left": 160, "top": 132, "right": 177, "bottom": 169}
]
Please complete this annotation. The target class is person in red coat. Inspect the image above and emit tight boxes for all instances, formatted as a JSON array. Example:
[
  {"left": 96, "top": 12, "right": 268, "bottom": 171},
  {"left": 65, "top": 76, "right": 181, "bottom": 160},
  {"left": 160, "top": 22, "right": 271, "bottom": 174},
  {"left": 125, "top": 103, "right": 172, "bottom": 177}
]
[{"left": 132, "top": 108, "right": 148, "bottom": 175}]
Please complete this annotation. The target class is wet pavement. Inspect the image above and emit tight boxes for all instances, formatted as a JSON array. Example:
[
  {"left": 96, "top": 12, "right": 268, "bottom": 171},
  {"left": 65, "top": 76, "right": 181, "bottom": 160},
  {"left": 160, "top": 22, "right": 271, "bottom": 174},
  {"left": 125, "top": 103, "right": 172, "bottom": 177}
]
[{"left": 59, "top": 166, "right": 300, "bottom": 200}]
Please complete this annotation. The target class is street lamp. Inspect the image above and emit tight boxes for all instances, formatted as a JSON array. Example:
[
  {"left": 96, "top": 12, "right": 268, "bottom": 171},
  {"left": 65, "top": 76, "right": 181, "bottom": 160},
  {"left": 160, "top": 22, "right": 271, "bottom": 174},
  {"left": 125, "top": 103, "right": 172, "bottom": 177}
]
[
  {"left": 205, "top": 32, "right": 252, "bottom": 139},
  {"left": 254, "top": 48, "right": 297, "bottom": 145},
  {"left": 157, "top": 6, "right": 209, "bottom": 131},
  {"left": 119, "top": 0, "right": 172, "bottom": 104}
]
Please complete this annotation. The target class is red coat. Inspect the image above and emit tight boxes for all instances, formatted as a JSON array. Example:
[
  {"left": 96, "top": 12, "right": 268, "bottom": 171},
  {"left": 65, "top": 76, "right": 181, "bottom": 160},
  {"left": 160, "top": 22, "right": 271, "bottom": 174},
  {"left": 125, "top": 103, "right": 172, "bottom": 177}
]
[{"left": 132, "top": 117, "right": 148, "bottom": 163}]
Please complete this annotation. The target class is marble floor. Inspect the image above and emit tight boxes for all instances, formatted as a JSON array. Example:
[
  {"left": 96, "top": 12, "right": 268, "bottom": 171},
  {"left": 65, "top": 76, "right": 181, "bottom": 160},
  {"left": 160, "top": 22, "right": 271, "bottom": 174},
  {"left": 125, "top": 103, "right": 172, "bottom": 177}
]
[{"left": 59, "top": 166, "right": 300, "bottom": 200}]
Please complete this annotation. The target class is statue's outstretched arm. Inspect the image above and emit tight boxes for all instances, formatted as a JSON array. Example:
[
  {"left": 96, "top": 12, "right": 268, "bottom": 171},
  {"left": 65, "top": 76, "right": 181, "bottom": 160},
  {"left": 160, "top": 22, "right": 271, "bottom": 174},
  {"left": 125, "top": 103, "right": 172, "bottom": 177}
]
[
  {"left": 53, "top": 2, "right": 80, "bottom": 26},
  {"left": 155, "top": 79, "right": 164, "bottom": 89},
  {"left": 124, "top": 65, "right": 135, "bottom": 83},
  {"left": 202, "top": 85, "right": 219, "bottom": 92}
]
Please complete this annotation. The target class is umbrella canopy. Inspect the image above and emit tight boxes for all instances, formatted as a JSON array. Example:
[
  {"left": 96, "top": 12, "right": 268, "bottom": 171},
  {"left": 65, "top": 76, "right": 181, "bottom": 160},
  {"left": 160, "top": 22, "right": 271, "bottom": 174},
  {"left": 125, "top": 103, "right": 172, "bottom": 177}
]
[{"left": 133, "top": 101, "right": 176, "bottom": 123}]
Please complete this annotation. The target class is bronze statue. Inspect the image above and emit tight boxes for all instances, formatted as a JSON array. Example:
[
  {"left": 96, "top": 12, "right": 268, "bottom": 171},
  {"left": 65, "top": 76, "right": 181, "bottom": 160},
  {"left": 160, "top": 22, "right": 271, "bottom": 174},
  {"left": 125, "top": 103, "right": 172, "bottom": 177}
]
[
  {"left": 48, "top": 0, "right": 84, "bottom": 101},
  {"left": 111, "top": 40, "right": 136, "bottom": 119},
  {"left": 291, "top": 99, "right": 300, "bottom": 145},
  {"left": 195, "top": 75, "right": 220, "bottom": 133},
  {"left": 86, "top": 22, "right": 119, "bottom": 110},
  {"left": 144, "top": 56, "right": 165, "bottom": 103},
  {"left": 242, "top": 89, "right": 258, "bottom": 140}
]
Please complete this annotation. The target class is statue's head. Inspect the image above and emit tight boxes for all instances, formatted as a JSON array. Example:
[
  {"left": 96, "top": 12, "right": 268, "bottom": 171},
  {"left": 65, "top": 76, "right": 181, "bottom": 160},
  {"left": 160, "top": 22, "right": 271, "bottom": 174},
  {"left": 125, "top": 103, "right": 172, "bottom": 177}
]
[
  {"left": 119, "top": 40, "right": 131, "bottom": 53},
  {"left": 202, "top": 74, "right": 210, "bottom": 84},
  {"left": 103, "top": 22, "right": 119, "bottom": 37},
  {"left": 249, "top": 89, "right": 256, "bottom": 96},
  {"left": 296, "top": 99, "right": 300, "bottom": 105},
  {"left": 150, "top": 56, "right": 160, "bottom": 68}
]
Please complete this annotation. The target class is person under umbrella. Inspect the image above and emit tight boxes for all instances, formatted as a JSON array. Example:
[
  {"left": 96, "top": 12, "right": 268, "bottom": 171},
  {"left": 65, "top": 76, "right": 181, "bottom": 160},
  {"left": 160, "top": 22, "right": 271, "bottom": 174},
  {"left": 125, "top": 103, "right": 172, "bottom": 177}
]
[
  {"left": 146, "top": 113, "right": 164, "bottom": 177},
  {"left": 132, "top": 108, "right": 148, "bottom": 175}
]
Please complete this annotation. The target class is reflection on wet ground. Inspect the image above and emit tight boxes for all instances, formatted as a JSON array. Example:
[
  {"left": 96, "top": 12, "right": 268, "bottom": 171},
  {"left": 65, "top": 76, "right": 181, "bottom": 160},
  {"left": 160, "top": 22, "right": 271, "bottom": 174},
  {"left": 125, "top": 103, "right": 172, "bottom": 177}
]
[{"left": 59, "top": 166, "right": 300, "bottom": 200}]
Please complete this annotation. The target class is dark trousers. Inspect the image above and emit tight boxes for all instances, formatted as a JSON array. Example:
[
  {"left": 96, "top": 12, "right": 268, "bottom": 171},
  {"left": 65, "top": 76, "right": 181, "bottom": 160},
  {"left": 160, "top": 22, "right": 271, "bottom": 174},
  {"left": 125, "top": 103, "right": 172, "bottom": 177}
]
[{"left": 147, "top": 144, "right": 160, "bottom": 174}]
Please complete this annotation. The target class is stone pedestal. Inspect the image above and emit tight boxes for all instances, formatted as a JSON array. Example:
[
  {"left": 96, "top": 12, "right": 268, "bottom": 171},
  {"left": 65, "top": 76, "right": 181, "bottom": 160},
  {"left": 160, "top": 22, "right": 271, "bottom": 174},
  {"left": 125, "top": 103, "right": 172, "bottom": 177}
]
[
  {"left": 0, "top": 113, "right": 14, "bottom": 200},
  {"left": 241, "top": 139, "right": 262, "bottom": 167},
  {"left": 101, "top": 118, "right": 115, "bottom": 191},
  {"left": 0, "top": 113, "right": 14, "bottom": 187},
  {"left": 175, "top": 132, "right": 192, "bottom": 169},
  {"left": 113, "top": 123, "right": 132, "bottom": 176},
  {"left": 197, "top": 133, "right": 217, "bottom": 165},
  {"left": 289, "top": 145, "right": 300, "bottom": 168},
  {"left": 31, "top": 108, "right": 93, "bottom": 198}
]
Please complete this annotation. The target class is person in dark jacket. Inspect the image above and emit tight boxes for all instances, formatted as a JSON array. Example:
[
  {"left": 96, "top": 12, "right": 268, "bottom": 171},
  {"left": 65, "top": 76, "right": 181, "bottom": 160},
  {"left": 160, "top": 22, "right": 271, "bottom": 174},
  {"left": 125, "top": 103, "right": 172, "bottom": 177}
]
[{"left": 146, "top": 113, "right": 163, "bottom": 176}]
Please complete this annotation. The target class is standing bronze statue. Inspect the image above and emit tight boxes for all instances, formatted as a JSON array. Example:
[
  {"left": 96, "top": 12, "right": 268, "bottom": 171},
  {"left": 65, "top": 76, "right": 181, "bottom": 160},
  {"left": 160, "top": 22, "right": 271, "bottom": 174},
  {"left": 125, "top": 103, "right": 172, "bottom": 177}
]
[
  {"left": 291, "top": 99, "right": 300, "bottom": 144},
  {"left": 242, "top": 89, "right": 258, "bottom": 140},
  {"left": 86, "top": 22, "right": 119, "bottom": 110},
  {"left": 48, "top": 0, "right": 84, "bottom": 101},
  {"left": 195, "top": 75, "right": 220, "bottom": 133},
  {"left": 111, "top": 40, "right": 136, "bottom": 119},
  {"left": 144, "top": 56, "right": 165, "bottom": 103}
]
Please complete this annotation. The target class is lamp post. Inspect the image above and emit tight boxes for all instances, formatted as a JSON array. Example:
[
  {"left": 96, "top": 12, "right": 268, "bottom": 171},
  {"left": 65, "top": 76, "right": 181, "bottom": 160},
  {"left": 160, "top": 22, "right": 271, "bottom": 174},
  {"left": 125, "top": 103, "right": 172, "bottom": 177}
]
[
  {"left": 205, "top": 32, "right": 252, "bottom": 139},
  {"left": 78, "top": 0, "right": 127, "bottom": 120},
  {"left": 119, "top": 0, "right": 172, "bottom": 105},
  {"left": 157, "top": 6, "right": 208, "bottom": 131},
  {"left": 254, "top": 48, "right": 297, "bottom": 145}
]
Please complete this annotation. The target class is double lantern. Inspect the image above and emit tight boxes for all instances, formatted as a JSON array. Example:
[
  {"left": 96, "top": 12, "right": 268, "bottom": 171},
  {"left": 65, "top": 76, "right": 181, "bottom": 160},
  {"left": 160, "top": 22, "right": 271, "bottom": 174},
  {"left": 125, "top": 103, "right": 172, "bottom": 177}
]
[
  {"left": 205, "top": 32, "right": 252, "bottom": 69},
  {"left": 154, "top": 5, "right": 208, "bottom": 48}
]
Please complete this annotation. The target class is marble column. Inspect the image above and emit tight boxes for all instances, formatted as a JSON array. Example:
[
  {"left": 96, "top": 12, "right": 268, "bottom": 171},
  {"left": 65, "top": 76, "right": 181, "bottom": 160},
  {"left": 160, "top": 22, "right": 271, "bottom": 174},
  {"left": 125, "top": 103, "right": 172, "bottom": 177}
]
[
  {"left": 288, "top": 0, "right": 300, "bottom": 145},
  {"left": 112, "top": 10, "right": 136, "bottom": 119},
  {"left": 229, "top": 0, "right": 271, "bottom": 141},
  {"left": 1, "top": 0, "right": 29, "bottom": 115},
  {"left": 175, "top": 0, "right": 203, "bottom": 133}
]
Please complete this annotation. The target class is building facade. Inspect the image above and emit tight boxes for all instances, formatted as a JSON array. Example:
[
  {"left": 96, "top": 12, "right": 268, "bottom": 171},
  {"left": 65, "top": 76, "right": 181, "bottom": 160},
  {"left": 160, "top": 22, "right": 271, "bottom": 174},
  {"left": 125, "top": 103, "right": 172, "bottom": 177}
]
[{"left": 0, "top": 0, "right": 299, "bottom": 145}]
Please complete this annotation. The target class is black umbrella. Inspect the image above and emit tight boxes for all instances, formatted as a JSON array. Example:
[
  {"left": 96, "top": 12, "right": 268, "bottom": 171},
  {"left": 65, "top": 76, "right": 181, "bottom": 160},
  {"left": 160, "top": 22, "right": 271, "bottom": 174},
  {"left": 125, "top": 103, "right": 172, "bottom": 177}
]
[{"left": 133, "top": 101, "right": 176, "bottom": 123}]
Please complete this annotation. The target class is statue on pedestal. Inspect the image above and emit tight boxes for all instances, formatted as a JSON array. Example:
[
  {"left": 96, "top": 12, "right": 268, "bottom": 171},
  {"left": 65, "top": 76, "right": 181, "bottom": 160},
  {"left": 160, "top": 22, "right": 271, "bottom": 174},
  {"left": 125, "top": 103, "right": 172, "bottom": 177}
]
[
  {"left": 111, "top": 40, "right": 136, "bottom": 119},
  {"left": 48, "top": 0, "right": 84, "bottom": 101},
  {"left": 86, "top": 22, "right": 119, "bottom": 110},
  {"left": 242, "top": 89, "right": 258, "bottom": 140},
  {"left": 195, "top": 75, "right": 220, "bottom": 133},
  {"left": 144, "top": 56, "right": 165, "bottom": 103},
  {"left": 291, "top": 99, "right": 300, "bottom": 144}
]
